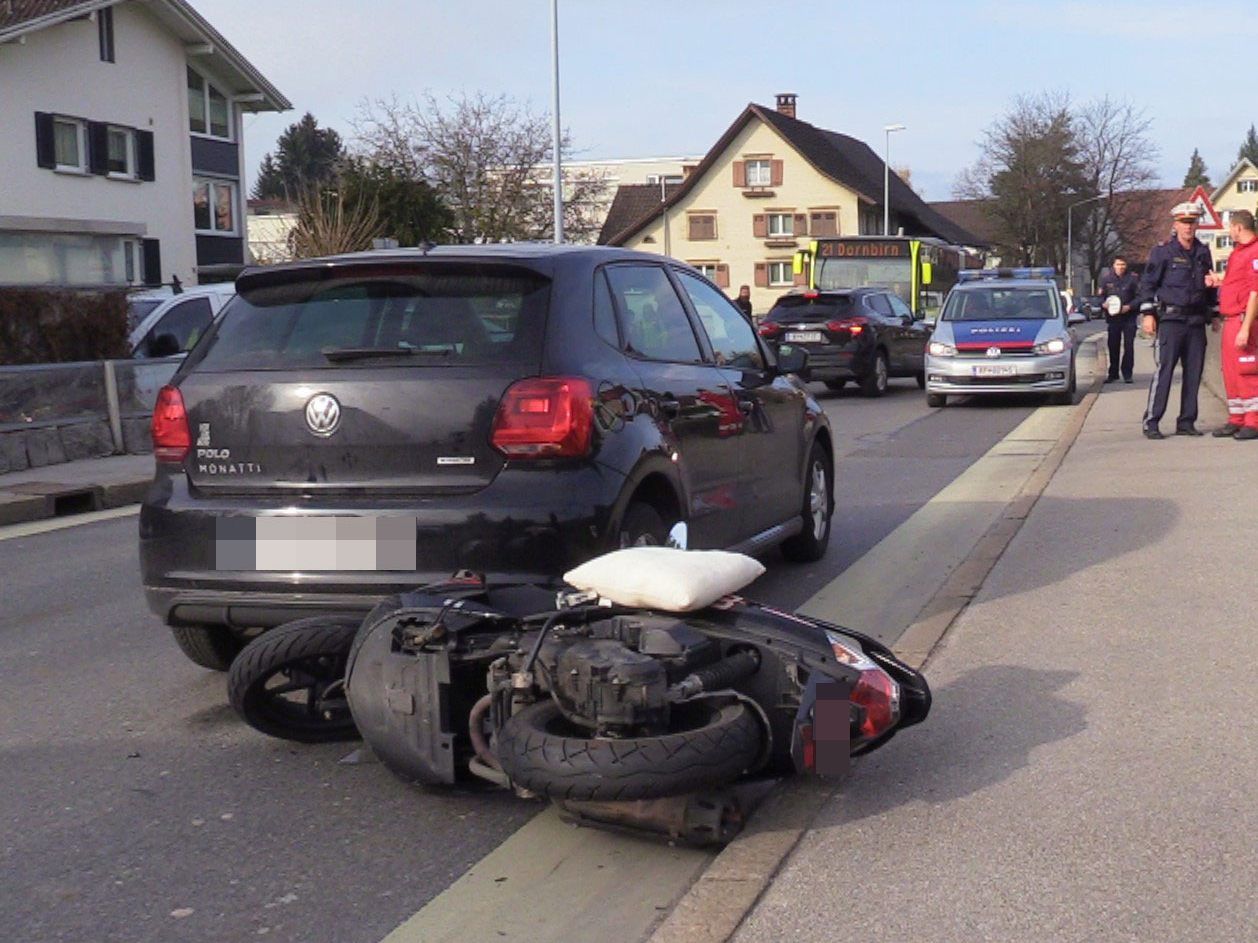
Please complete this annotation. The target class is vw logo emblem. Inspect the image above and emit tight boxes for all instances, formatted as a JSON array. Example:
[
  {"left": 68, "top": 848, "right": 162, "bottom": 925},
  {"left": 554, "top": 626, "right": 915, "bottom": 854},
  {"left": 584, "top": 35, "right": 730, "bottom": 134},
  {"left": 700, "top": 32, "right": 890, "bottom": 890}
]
[
  {"left": 305, "top": 393, "right": 341, "bottom": 437},
  {"left": 986, "top": 347, "right": 1002, "bottom": 358}
]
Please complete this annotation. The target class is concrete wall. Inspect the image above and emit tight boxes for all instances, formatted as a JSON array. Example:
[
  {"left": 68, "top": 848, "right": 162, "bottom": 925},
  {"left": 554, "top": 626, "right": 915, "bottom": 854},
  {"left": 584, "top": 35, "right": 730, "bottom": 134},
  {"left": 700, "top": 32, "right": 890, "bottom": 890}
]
[
  {"left": 624, "top": 117, "right": 864, "bottom": 316},
  {"left": 0, "top": 4, "right": 196, "bottom": 285}
]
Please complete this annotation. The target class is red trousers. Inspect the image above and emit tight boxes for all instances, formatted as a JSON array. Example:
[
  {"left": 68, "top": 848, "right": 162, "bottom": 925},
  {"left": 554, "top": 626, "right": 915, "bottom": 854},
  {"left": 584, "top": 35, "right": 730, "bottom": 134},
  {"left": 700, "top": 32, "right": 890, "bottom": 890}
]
[{"left": 1220, "top": 316, "right": 1258, "bottom": 429}]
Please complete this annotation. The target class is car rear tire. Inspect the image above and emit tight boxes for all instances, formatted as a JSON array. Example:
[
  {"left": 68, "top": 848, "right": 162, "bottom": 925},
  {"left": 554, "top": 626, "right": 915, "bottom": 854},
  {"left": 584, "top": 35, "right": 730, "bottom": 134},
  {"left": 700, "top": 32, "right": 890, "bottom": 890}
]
[
  {"left": 617, "top": 502, "right": 669, "bottom": 548},
  {"left": 860, "top": 350, "right": 889, "bottom": 398},
  {"left": 170, "top": 624, "right": 243, "bottom": 671},
  {"left": 495, "top": 698, "right": 762, "bottom": 800},
  {"left": 781, "top": 441, "right": 832, "bottom": 563},
  {"left": 824, "top": 380, "right": 847, "bottom": 392},
  {"left": 227, "top": 616, "right": 362, "bottom": 743},
  {"left": 926, "top": 393, "right": 947, "bottom": 408}
]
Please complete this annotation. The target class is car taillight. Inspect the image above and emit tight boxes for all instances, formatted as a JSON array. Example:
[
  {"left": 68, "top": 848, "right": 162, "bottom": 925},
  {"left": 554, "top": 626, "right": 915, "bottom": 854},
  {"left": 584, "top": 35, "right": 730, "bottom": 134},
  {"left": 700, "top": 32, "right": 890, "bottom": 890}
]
[
  {"left": 825, "top": 316, "right": 869, "bottom": 336},
  {"left": 151, "top": 385, "right": 191, "bottom": 464},
  {"left": 491, "top": 377, "right": 594, "bottom": 458},
  {"left": 757, "top": 321, "right": 781, "bottom": 338}
]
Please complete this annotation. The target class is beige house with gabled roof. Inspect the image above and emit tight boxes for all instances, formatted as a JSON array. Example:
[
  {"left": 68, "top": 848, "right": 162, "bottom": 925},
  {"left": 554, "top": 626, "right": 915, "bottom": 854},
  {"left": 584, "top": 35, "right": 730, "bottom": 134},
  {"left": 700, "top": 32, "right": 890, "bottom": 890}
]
[
  {"left": 600, "top": 94, "right": 982, "bottom": 316},
  {"left": 1207, "top": 159, "right": 1258, "bottom": 273}
]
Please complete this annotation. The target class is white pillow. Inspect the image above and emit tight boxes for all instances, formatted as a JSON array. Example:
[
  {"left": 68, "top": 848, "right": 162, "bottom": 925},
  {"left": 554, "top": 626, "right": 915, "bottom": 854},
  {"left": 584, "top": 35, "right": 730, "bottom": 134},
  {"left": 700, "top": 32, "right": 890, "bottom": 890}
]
[{"left": 563, "top": 547, "right": 765, "bottom": 612}]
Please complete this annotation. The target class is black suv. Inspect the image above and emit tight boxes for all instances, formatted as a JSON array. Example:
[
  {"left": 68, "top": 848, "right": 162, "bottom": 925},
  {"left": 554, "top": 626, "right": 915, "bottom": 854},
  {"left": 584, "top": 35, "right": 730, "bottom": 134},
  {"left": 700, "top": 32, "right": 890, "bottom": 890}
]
[
  {"left": 140, "top": 246, "right": 834, "bottom": 669},
  {"left": 758, "top": 288, "right": 932, "bottom": 396}
]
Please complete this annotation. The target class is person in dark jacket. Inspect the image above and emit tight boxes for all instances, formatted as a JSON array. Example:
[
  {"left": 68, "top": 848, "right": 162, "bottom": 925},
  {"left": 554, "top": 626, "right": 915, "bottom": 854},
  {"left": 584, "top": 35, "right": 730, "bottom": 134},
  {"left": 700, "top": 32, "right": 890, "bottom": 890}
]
[
  {"left": 1099, "top": 255, "right": 1140, "bottom": 383},
  {"left": 733, "top": 285, "right": 753, "bottom": 319},
  {"left": 1137, "top": 203, "right": 1217, "bottom": 439}
]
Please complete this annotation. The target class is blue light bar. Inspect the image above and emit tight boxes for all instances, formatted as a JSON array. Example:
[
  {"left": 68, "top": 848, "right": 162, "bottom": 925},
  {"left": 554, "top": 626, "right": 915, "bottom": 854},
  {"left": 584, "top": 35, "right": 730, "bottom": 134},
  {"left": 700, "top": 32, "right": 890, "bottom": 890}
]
[{"left": 958, "top": 267, "right": 1057, "bottom": 282}]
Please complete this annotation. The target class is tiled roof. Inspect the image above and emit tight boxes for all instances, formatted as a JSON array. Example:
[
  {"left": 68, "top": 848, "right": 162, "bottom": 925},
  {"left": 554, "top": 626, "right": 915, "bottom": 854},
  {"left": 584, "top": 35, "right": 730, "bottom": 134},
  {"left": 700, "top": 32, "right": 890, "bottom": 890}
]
[
  {"left": 0, "top": 0, "right": 101, "bottom": 35},
  {"left": 928, "top": 200, "right": 1001, "bottom": 246},
  {"left": 602, "top": 102, "right": 988, "bottom": 248},
  {"left": 597, "top": 183, "right": 680, "bottom": 245}
]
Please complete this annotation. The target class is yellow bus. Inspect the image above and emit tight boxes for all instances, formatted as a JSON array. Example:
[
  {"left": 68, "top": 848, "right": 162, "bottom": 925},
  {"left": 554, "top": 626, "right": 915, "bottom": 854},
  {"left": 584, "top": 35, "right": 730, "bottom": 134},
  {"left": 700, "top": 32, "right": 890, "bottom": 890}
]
[{"left": 793, "top": 236, "right": 983, "bottom": 321}]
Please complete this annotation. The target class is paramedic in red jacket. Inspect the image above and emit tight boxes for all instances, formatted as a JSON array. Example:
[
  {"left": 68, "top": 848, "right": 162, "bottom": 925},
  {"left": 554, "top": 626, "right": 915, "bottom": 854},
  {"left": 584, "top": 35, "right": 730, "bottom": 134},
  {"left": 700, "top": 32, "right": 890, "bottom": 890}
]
[{"left": 1207, "top": 209, "right": 1258, "bottom": 439}]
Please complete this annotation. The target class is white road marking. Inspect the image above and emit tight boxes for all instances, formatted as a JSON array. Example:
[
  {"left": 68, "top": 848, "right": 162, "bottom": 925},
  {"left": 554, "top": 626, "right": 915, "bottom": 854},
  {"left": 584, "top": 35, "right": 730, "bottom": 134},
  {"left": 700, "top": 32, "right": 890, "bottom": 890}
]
[{"left": 0, "top": 505, "right": 139, "bottom": 542}]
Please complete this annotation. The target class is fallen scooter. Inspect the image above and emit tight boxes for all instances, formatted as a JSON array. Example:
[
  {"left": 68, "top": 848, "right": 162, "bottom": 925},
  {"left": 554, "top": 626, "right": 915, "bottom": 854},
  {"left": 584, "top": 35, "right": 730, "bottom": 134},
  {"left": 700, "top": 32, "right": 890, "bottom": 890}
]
[{"left": 226, "top": 544, "right": 930, "bottom": 845}]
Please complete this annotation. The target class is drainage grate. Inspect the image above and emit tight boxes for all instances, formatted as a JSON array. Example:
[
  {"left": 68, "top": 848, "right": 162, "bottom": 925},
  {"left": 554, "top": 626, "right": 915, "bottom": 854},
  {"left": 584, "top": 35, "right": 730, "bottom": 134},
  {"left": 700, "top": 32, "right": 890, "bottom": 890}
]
[{"left": 52, "top": 490, "right": 99, "bottom": 516}]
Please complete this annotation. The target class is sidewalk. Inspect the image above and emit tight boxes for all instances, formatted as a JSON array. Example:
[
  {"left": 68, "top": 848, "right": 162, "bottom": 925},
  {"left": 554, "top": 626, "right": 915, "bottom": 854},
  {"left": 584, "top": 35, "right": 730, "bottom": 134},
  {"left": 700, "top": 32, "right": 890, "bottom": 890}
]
[
  {"left": 731, "top": 335, "right": 1257, "bottom": 940},
  {"left": 0, "top": 452, "right": 153, "bottom": 525}
]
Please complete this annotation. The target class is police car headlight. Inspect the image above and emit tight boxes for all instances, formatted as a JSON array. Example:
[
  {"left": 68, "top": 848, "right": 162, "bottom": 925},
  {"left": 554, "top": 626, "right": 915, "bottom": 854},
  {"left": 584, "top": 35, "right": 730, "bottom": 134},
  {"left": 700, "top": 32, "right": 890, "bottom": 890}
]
[
  {"left": 928, "top": 341, "right": 956, "bottom": 357},
  {"left": 1033, "top": 336, "right": 1068, "bottom": 355}
]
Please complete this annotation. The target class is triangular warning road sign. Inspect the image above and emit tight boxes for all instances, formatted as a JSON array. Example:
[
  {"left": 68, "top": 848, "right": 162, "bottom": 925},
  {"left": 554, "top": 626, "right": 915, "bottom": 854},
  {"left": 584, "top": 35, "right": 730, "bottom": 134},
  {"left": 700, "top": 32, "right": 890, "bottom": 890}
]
[{"left": 1187, "top": 185, "right": 1223, "bottom": 230}]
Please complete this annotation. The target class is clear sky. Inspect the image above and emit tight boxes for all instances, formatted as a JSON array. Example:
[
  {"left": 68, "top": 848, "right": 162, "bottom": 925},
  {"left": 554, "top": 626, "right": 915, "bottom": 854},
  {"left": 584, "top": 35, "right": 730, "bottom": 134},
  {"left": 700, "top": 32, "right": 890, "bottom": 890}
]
[{"left": 202, "top": 0, "right": 1253, "bottom": 201}]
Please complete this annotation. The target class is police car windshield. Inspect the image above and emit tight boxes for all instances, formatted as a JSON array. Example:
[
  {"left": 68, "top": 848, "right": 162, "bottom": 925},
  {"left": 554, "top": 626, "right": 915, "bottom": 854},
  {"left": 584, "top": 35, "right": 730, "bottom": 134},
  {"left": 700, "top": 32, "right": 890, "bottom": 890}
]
[{"left": 942, "top": 287, "right": 1058, "bottom": 322}]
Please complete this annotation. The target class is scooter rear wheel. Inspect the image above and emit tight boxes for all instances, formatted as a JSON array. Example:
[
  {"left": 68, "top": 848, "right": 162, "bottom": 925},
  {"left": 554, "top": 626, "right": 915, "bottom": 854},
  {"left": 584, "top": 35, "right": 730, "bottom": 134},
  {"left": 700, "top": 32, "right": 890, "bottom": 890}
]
[{"left": 495, "top": 699, "right": 762, "bottom": 801}]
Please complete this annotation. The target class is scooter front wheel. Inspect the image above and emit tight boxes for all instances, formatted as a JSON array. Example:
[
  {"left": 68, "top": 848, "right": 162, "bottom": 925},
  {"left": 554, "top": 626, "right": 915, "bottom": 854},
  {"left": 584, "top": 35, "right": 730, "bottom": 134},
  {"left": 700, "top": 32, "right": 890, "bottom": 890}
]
[
  {"left": 495, "top": 699, "right": 762, "bottom": 801},
  {"left": 227, "top": 616, "right": 362, "bottom": 743}
]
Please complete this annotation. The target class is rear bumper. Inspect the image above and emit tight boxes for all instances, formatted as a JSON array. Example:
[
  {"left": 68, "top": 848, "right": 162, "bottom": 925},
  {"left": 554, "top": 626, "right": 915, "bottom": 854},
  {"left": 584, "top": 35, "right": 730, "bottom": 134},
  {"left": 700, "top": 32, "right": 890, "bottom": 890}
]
[
  {"left": 773, "top": 343, "right": 871, "bottom": 381},
  {"left": 925, "top": 350, "right": 1072, "bottom": 394},
  {"left": 139, "top": 464, "right": 624, "bottom": 628}
]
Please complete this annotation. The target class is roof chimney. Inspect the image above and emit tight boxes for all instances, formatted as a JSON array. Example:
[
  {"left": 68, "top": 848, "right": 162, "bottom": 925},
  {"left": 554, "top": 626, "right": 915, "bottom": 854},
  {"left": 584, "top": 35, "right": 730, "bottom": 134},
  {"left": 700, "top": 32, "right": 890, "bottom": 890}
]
[{"left": 775, "top": 93, "right": 797, "bottom": 119}]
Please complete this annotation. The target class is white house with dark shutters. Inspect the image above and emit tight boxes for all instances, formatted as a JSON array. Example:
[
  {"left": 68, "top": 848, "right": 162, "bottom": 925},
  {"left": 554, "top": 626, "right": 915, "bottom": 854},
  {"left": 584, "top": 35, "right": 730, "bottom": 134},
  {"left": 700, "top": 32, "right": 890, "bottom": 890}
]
[{"left": 0, "top": 0, "right": 289, "bottom": 289}]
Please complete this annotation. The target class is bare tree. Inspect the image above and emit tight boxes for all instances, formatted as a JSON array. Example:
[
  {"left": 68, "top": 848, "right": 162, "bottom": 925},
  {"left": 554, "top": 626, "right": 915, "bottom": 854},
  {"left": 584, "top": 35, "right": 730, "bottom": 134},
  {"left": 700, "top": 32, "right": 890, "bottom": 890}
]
[
  {"left": 1073, "top": 97, "right": 1159, "bottom": 288},
  {"left": 288, "top": 190, "right": 381, "bottom": 259},
  {"left": 352, "top": 92, "right": 608, "bottom": 244}
]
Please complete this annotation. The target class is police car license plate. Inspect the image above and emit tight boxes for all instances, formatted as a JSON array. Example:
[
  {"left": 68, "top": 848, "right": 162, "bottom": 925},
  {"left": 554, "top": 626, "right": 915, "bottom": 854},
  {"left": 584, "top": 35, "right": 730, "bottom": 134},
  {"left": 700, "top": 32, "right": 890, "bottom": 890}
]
[
  {"left": 215, "top": 516, "right": 417, "bottom": 571},
  {"left": 973, "top": 365, "right": 1017, "bottom": 378},
  {"left": 784, "top": 331, "right": 824, "bottom": 343}
]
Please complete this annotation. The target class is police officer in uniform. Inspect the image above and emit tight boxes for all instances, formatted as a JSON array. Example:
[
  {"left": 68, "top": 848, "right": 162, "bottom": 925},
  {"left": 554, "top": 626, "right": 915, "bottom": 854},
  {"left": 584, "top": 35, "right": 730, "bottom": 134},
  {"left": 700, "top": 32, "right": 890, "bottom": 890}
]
[
  {"left": 1137, "top": 202, "right": 1217, "bottom": 439},
  {"left": 1099, "top": 254, "right": 1140, "bottom": 383}
]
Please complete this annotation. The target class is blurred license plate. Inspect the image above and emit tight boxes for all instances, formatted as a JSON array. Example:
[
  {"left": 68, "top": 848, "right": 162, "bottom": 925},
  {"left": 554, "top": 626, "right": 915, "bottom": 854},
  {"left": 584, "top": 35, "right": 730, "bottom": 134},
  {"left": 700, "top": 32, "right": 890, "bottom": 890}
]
[
  {"left": 215, "top": 516, "right": 417, "bottom": 571},
  {"left": 974, "top": 365, "right": 1017, "bottom": 377},
  {"left": 785, "top": 331, "right": 824, "bottom": 343}
]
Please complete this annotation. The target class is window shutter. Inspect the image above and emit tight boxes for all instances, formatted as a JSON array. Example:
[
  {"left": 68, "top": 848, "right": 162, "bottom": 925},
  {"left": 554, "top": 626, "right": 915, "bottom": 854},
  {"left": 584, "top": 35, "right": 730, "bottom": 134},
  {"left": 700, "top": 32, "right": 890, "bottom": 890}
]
[
  {"left": 752, "top": 214, "right": 767, "bottom": 238},
  {"left": 770, "top": 160, "right": 784, "bottom": 187},
  {"left": 87, "top": 121, "right": 109, "bottom": 174},
  {"left": 137, "top": 131, "right": 155, "bottom": 181},
  {"left": 754, "top": 262, "right": 768, "bottom": 288},
  {"left": 715, "top": 264, "right": 730, "bottom": 288},
  {"left": 793, "top": 213, "right": 808, "bottom": 236},
  {"left": 34, "top": 112, "right": 56, "bottom": 168},
  {"left": 142, "top": 239, "right": 162, "bottom": 286},
  {"left": 732, "top": 161, "right": 746, "bottom": 187}
]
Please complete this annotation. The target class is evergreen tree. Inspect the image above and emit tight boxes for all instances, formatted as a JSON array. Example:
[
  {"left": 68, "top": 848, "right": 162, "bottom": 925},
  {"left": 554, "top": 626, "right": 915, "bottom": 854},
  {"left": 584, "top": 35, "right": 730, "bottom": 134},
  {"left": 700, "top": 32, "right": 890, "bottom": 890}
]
[
  {"left": 1182, "top": 149, "right": 1211, "bottom": 189},
  {"left": 252, "top": 113, "right": 345, "bottom": 201},
  {"left": 1238, "top": 125, "right": 1258, "bottom": 167}
]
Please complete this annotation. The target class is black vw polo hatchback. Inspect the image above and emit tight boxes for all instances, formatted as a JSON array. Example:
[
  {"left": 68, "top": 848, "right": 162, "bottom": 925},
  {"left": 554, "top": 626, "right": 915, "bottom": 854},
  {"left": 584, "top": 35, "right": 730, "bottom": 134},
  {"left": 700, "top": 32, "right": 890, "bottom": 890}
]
[{"left": 140, "top": 246, "right": 834, "bottom": 669}]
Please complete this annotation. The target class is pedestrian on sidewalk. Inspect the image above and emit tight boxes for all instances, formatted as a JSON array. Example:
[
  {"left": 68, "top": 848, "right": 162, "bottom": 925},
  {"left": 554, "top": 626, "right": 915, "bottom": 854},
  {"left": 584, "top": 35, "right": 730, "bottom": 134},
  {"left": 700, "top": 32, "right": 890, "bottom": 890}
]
[
  {"left": 1100, "top": 254, "right": 1139, "bottom": 383},
  {"left": 1205, "top": 209, "right": 1258, "bottom": 439},
  {"left": 733, "top": 285, "right": 753, "bottom": 319},
  {"left": 1137, "top": 202, "right": 1218, "bottom": 439}
]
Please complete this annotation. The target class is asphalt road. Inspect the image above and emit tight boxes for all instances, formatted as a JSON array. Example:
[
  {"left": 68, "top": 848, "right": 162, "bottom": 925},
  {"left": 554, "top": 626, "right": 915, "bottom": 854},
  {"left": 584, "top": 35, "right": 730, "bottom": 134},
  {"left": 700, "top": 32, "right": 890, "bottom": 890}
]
[{"left": 0, "top": 377, "right": 1050, "bottom": 943}]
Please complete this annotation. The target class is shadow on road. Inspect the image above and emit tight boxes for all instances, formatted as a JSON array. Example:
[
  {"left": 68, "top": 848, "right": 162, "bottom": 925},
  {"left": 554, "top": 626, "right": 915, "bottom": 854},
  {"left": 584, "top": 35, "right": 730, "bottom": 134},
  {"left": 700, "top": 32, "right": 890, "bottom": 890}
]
[{"left": 817, "top": 665, "right": 1085, "bottom": 827}]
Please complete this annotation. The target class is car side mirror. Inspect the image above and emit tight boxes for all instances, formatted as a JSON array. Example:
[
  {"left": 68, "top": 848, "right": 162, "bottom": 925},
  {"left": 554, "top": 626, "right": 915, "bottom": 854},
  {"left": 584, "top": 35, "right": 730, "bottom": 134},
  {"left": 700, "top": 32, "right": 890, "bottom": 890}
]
[
  {"left": 776, "top": 343, "right": 809, "bottom": 377},
  {"left": 147, "top": 332, "right": 182, "bottom": 358},
  {"left": 1067, "top": 312, "right": 1087, "bottom": 326}
]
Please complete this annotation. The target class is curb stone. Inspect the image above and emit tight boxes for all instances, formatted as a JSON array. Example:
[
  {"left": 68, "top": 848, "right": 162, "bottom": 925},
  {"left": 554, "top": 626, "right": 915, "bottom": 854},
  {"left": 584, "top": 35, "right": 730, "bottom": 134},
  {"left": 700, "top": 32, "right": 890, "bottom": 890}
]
[{"left": 644, "top": 333, "right": 1108, "bottom": 943}]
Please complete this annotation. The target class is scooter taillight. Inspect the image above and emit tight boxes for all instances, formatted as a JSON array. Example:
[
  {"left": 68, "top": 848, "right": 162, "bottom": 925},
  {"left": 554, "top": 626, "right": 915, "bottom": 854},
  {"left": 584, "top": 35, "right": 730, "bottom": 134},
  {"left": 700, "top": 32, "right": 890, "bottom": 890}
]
[{"left": 825, "top": 630, "right": 901, "bottom": 742}]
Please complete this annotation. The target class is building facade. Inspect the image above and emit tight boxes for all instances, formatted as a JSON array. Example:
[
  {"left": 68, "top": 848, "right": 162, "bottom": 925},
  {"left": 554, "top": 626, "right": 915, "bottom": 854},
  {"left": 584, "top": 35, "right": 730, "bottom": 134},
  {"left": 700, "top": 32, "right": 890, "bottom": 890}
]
[
  {"left": 0, "top": 0, "right": 289, "bottom": 289},
  {"left": 1207, "top": 159, "right": 1258, "bottom": 273}
]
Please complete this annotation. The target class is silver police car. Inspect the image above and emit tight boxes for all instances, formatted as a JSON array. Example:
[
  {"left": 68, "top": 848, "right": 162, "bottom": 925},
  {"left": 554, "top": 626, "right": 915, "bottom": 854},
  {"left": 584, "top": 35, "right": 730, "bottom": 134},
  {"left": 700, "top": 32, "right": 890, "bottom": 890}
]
[{"left": 924, "top": 267, "right": 1085, "bottom": 407}]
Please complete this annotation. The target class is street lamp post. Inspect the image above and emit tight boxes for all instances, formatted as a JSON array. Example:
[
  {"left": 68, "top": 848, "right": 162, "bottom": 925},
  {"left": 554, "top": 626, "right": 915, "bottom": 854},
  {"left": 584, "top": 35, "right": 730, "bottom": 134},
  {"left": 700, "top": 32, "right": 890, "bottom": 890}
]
[
  {"left": 883, "top": 124, "right": 905, "bottom": 236},
  {"left": 550, "top": 0, "right": 563, "bottom": 244},
  {"left": 1066, "top": 192, "right": 1108, "bottom": 295}
]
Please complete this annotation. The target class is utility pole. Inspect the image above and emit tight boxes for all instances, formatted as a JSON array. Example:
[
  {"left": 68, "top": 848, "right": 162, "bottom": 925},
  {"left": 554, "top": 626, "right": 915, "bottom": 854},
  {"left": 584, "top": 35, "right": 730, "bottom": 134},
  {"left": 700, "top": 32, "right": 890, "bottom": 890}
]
[
  {"left": 550, "top": 0, "right": 563, "bottom": 244},
  {"left": 883, "top": 124, "right": 905, "bottom": 236}
]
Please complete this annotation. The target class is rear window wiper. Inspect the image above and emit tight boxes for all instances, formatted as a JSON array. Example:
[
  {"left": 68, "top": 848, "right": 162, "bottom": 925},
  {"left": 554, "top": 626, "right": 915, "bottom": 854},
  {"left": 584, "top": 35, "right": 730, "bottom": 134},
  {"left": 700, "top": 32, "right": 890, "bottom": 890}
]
[{"left": 322, "top": 345, "right": 454, "bottom": 363}]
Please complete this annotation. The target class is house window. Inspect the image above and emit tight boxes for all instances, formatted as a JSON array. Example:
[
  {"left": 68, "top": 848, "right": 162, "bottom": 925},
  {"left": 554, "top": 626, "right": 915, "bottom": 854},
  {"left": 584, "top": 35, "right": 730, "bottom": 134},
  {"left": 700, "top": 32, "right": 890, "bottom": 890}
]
[
  {"left": 194, "top": 179, "right": 236, "bottom": 233},
  {"left": 692, "top": 263, "right": 718, "bottom": 279},
  {"left": 1239, "top": 179, "right": 1258, "bottom": 193},
  {"left": 53, "top": 117, "right": 86, "bottom": 171},
  {"left": 188, "top": 66, "right": 232, "bottom": 139},
  {"left": 646, "top": 174, "right": 684, "bottom": 185},
  {"left": 768, "top": 261, "right": 792, "bottom": 286},
  {"left": 1217, "top": 235, "right": 1234, "bottom": 249},
  {"left": 1216, "top": 259, "right": 1229, "bottom": 274},
  {"left": 746, "top": 159, "right": 772, "bottom": 187},
  {"left": 98, "top": 7, "right": 115, "bottom": 62},
  {"left": 106, "top": 126, "right": 135, "bottom": 177},
  {"left": 688, "top": 214, "right": 716, "bottom": 240},
  {"left": 767, "top": 213, "right": 794, "bottom": 237}
]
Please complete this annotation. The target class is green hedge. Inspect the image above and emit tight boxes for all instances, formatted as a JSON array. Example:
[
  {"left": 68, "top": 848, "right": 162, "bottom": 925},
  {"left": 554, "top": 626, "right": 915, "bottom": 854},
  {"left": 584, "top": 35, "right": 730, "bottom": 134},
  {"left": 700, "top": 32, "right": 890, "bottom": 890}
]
[{"left": 0, "top": 288, "right": 129, "bottom": 365}]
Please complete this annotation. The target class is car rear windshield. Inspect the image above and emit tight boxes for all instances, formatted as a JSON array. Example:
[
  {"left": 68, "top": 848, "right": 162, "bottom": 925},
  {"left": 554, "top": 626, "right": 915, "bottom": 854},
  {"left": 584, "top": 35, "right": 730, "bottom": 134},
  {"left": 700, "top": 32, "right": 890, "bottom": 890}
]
[
  {"left": 942, "top": 287, "right": 1057, "bottom": 321},
  {"left": 193, "top": 264, "right": 550, "bottom": 370},
  {"left": 767, "top": 294, "right": 855, "bottom": 320}
]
